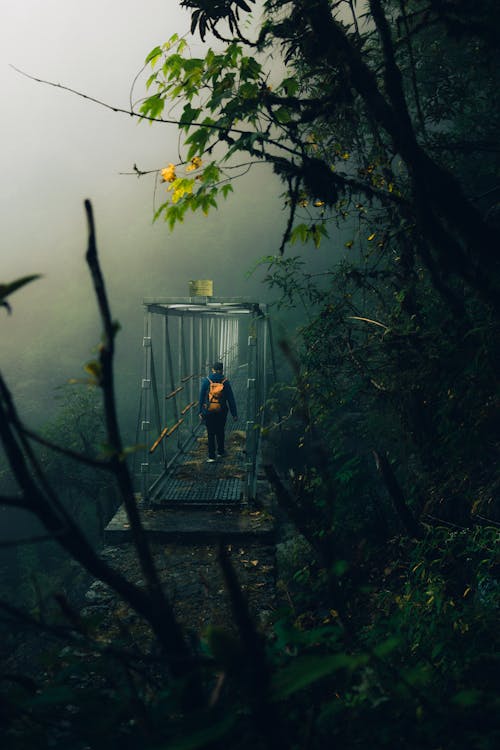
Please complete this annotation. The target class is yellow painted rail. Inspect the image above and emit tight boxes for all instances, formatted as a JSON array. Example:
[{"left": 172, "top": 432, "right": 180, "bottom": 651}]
[
  {"left": 149, "top": 418, "right": 185, "bottom": 453},
  {"left": 165, "top": 386, "right": 183, "bottom": 400},
  {"left": 181, "top": 400, "right": 198, "bottom": 415}
]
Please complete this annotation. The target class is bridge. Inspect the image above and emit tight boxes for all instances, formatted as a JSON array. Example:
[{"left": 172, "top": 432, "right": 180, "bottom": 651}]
[
  {"left": 132, "top": 293, "right": 276, "bottom": 512},
  {"left": 98, "top": 289, "right": 280, "bottom": 632}
]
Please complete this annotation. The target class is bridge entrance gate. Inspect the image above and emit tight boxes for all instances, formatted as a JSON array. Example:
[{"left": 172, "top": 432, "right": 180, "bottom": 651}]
[{"left": 136, "top": 296, "right": 275, "bottom": 505}]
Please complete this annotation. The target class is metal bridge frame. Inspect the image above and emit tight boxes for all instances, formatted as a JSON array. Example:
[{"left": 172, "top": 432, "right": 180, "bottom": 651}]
[{"left": 137, "top": 296, "right": 274, "bottom": 503}]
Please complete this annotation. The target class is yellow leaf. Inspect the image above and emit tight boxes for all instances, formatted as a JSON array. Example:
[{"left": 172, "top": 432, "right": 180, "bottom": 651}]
[
  {"left": 463, "top": 587, "right": 472, "bottom": 598},
  {"left": 169, "top": 178, "right": 194, "bottom": 204},
  {"left": 186, "top": 156, "right": 202, "bottom": 171},
  {"left": 367, "top": 233, "right": 376, "bottom": 241},
  {"left": 161, "top": 163, "right": 176, "bottom": 183},
  {"left": 84, "top": 361, "right": 101, "bottom": 379},
  {"left": 345, "top": 240, "right": 354, "bottom": 249}
]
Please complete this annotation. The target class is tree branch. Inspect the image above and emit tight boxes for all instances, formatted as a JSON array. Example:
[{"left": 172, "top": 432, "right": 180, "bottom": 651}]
[
  {"left": 83, "top": 201, "right": 198, "bottom": 689},
  {"left": 11, "top": 66, "right": 301, "bottom": 161},
  {"left": 373, "top": 450, "right": 424, "bottom": 538}
]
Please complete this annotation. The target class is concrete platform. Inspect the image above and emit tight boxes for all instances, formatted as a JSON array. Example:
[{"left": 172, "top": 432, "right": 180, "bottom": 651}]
[{"left": 105, "top": 505, "right": 275, "bottom": 545}]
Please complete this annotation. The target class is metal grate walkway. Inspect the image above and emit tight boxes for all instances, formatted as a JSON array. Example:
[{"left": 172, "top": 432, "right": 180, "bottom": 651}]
[
  {"left": 155, "top": 477, "right": 243, "bottom": 507},
  {"left": 149, "top": 369, "right": 249, "bottom": 508}
]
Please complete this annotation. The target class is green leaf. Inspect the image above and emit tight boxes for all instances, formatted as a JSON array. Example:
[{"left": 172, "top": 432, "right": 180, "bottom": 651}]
[
  {"left": 139, "top": 93, "right": 165, "bottom": 119},
  {"left": 290, "top": 224, "right": 309, "bottom": 244},
  {"left": 274, "top": 106, "right": 292, "bottom": 124},
  {"left": 373, "top": 636, "right": 400, "bottom": 658},
  {"left": 240, "top": 56, "right": 262, "bottom": 80},
  {"left": 200, "top": 163, "right": 220, "bottom": 184},
  {"left": 1, "top": 274, "right": 41, "bottom": 313},
  {"left": 168, "top": 715, "right": 238, "bottom": 750},
  {"left": 0, "top": 274, "right": 42, "bottom": 301},
  {"left": 185, "top": 121, "right": 215, "bottom": 160},
  {"left": 331, "top": 560, "right": 349, "bottom": 578},
  {"left": 145, "top": 72, "right": 158, "bottom": 90},
  {"left": 145, "top": 46, "right": 162, "bottom": 65},
  {"left": 271, "top": 653, "right": 361, "bottom": 700},
  {"left": 311, "top": 223, "right": 328, "bottom": 247},
  {"left": 452, "top": 689, "right": 483, "bottom": 707},
  {"left": 165, "top": 204, "right": 187, "bottom": 230},
  {"left": 279, "top": 76, "right": 299, "bottom": 96}
]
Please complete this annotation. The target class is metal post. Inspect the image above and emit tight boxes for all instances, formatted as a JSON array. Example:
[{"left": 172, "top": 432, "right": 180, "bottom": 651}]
[
  {"left": 165, "top": 315, "right": 179, "bottom": 422},
  {"left": 178, "top": 315, "right": 184, "bottom": 449},
  {"left": 189, "top": 313, "right": 195, "bottom": 432},
  {"left": 209, "top": 317, "right": 215, "bottom": 365},
  {"left": 245, "top": 318, "right": 258, "bottom": 502},
  {"left": 141, "top": 307, "right": 153, "bottom": 502},
  {"left": 198, "top": 316, "right": 202, "bottom": 375}
]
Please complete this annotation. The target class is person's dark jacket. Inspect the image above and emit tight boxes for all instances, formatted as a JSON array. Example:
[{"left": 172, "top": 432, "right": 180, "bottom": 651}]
[{"left": 199, "top": 372, "right": 237, "bottom": 418}]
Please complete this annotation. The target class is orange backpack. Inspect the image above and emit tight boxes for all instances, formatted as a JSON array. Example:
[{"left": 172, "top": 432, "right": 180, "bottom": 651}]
[{"left": 207, "top": 377, "right": 226, "bottom": 412}]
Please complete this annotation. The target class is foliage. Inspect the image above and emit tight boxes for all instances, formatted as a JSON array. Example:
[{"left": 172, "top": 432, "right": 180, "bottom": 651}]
[
  {"left": 1, "top": 1, "right": 500, "bottom": 749},
  {"left": 139, "top": 1, "right": 499, "bottom": 298},
  {"left": 0, "top": 275, "right": 41, "bottom": 315},
  {"left": 136, "top": 0, "right": 499, "bottom": 517}
]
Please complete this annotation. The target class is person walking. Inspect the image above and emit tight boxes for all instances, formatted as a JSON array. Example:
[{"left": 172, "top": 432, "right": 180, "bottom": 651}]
[{"left": 199, "top": 362, "right": 238, "bottom": 463}]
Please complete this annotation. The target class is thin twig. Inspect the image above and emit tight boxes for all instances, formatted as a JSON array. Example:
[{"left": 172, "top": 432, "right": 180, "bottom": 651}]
[{"left": 10, "top": 66, "right": 300, "bottom": 159}]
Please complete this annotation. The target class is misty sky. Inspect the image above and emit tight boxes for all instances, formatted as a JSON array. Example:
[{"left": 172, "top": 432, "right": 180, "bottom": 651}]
[{"left": 0, "top": 0, "right": 338, "bottom": 427}]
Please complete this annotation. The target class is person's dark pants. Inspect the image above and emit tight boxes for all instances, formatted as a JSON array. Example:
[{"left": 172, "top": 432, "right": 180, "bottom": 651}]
[{"left": 204, "top": 410, "right": 228, "bottom": 458}]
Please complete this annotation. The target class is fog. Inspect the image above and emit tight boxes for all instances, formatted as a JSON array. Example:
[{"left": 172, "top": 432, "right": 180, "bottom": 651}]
[{"left": 0, "top": 0, "right": 341, "bottom": 434}]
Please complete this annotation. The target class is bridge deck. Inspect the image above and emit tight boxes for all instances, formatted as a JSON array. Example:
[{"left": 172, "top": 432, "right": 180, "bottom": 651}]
[
  {"left": 148, "top": 370, "right": 251, "bottom": 508},
  {"left": 105, "top": 371, "right": 272, "bottom": 543}
]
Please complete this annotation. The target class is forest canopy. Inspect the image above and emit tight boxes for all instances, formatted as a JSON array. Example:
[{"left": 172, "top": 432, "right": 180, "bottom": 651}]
[{"left": 138, "top": 0, "right": 499, "bottom": 520}]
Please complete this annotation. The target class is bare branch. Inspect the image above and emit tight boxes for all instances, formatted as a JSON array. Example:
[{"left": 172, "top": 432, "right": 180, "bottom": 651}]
[
  {"left": 83, "top": 201, "right": 200, "bottom": 692},
  {"left": 10, "top": 66, "right": 300, "bottom": 160}
]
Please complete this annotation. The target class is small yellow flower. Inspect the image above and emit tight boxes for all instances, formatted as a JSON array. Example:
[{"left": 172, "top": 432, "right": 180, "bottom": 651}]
[{"left": 161, "top": 164, "right": 176, "bottom": 183}]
